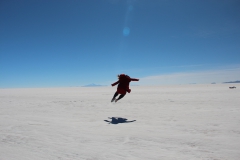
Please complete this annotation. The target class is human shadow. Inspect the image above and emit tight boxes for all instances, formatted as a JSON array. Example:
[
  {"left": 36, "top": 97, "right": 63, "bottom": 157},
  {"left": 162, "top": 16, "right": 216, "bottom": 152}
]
[{"left": 104, "top": 117, "right": 136, "bottom": 124}]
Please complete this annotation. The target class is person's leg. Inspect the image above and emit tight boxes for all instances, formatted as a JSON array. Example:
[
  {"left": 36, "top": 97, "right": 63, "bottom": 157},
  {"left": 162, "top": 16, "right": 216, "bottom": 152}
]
[
  {"left": 115, "top": 94, "right": 125, "bottom": 102},
  {"left": 118, "top": 94, "right": 125, "bottom": 100},
  {"left": 111, "top": 92, "right": 118, "bottom": 102}
]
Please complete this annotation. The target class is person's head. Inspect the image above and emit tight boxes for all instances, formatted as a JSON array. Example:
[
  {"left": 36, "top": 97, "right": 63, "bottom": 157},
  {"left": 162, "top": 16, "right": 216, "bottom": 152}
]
[{"left": 118, "top": 74, "right": 125, "bottom": 79}]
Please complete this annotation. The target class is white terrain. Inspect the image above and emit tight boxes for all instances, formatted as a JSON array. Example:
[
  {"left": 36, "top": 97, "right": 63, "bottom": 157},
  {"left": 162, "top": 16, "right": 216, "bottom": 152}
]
[{"left": 0, "top": 84, "right": 239, "bottom": 160}]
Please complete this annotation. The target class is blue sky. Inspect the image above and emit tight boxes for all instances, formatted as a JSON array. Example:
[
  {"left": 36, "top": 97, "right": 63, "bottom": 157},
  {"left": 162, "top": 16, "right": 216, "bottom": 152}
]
[{"left": 0, "top": 0, "right": 240, "bottom": 88}]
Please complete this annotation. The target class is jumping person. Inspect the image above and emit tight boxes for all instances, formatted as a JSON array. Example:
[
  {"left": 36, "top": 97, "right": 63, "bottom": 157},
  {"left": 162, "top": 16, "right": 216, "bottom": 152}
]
[{"left": 111, "top": 74, "right": 139, "bottom": 102}]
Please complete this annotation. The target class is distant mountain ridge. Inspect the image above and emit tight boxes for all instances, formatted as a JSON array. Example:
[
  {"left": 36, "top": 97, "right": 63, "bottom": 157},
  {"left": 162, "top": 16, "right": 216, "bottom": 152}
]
[
  {"left": 223, "top": 80, "right": 240, "bottom": 83},
  {"left": 82, "top": 83, "right": 107, "bottom": 87}
]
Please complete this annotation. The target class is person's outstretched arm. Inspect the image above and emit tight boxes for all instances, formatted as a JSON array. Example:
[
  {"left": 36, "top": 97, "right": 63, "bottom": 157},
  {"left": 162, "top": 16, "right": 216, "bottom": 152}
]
[
  {"left": 130, "top": 78, "right": 139, "bottom": 81},
  {"left": 111, "top": 81, "right": 119, "bottom": 86}
]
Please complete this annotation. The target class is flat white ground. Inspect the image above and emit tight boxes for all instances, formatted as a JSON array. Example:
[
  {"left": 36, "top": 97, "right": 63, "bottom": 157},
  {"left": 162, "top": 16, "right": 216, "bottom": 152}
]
[{"left": 0, "top": 84, "right": 239, "bottom": 160}]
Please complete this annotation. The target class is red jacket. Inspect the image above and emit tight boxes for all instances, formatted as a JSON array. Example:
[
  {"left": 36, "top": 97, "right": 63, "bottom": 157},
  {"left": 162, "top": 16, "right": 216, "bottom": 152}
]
[{"left": 111, "top": 74, "right": 139, "bottom": 93}]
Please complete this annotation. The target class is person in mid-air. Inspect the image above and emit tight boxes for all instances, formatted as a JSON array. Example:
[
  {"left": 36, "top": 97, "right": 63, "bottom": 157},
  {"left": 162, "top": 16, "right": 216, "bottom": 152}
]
[{"left": 111, "top": 74, "right": 139, "bottom": 102}]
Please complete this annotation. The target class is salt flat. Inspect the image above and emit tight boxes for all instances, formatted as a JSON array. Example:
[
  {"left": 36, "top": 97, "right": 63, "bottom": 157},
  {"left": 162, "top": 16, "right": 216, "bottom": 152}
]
[{"left": 0, "top": 84, "right": 239, "bottom": 160}]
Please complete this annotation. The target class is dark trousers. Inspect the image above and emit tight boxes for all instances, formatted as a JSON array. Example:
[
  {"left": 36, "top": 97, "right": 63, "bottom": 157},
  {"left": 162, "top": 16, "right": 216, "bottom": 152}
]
[{"left": 112, "top": 92, "right": 125, "bottom": 101}]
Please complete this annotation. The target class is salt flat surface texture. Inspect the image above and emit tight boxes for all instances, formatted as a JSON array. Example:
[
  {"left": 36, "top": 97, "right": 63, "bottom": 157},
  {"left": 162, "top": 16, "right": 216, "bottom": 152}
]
[{"left": 0, "top": 84, "right": 240, "bottom": 160}]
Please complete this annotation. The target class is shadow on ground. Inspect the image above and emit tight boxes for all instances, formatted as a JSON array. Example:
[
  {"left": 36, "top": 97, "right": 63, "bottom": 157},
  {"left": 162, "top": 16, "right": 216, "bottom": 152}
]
[{"left": 104, "top": 117, "right": 136, "bottom": 124}]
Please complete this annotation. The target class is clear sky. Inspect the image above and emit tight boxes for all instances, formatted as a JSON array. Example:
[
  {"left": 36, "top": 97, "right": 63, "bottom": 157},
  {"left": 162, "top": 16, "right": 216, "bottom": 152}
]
[{"left": 0, "top": 0, "right": 240, "bottom": 88}]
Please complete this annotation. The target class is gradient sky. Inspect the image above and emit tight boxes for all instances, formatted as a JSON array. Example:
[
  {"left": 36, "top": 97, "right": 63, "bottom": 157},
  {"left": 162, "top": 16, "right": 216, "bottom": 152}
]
[{"left": 1, "top": 0, "right": 240, "bottom": 88}]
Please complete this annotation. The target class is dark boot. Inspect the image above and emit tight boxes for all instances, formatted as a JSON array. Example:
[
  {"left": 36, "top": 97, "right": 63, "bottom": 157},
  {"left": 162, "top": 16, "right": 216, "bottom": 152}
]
[{"left": 111, "top": 92, "right": 118, "bottom": 102}]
